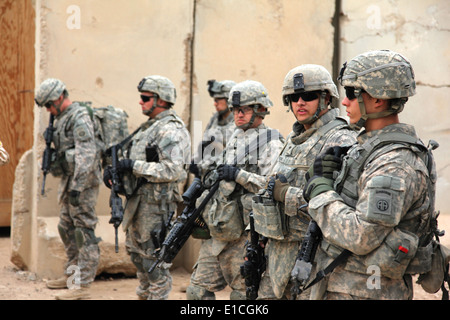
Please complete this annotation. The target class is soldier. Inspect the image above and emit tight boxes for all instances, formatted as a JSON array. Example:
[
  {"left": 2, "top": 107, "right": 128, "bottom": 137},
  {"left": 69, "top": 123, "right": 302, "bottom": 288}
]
[
  {"left": 186, "top": 80, "right": 285, "bottom": 300},
  {"left": 303, "top": 50, "right": 438, "bottom": 299},
  {"left": 106, "top": 75, "right": 191, "bottom": 300},
  {"left": 35, "top": 78, "right": 102, "bottom": 300},
  {"left": 190, "top": 79, "right": 236, "bottom": 179},
  {"left": 0, "top": 140, "right": 9, "bottom": 166},
  {"left": 252, "top": 65, "right": 357, "bottom": 299}
]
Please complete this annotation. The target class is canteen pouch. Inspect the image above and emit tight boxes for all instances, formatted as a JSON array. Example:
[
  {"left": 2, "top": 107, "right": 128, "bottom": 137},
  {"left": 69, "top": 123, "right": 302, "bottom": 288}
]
[
  {"left": 251, "top": 190, "right": 287, "bottom": 241},
  {"left": 417, "top": 242, "right": 450, "bottom": 294}
]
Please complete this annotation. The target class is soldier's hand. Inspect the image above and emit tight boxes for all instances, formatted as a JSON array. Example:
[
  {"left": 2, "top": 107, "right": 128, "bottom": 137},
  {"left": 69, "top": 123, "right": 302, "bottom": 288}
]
[
  {"left": 118, "top": 159, "right": 135, "bottom": 172},
  {"left": 189, "top": 160, "right": 200, "bottom": 177},
  {"left": 217, "top": 164, "right": 240, "bottom": 181},
  {"left": 270, "top": 174, "right": 290, "bottom": 202},
  {"left": 291, "top": 259, "right": 312, "bottom": 285},
  {"left": 103, "top": 166, "right": 112, "bottom": 189},
  {"left": 69, "top": 190, "right": 80, "bottom": 206}
]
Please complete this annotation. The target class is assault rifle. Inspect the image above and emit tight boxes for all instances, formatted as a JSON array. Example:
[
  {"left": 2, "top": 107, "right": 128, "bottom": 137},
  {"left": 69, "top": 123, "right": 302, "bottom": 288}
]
[
  {"left": 290, "top": 218, "right": 322, "bottom": 299},
  {"left": 106, "top": 126, "right": 141, "bottom": 253},
  {"left": 240, "top": 212, "right": 268, "bottom": 300},
  {"left": 108, "top": 144, "right": 124, "bottom": 253},
  {"left": 41, "top": 114, "right": 55, "bottom": 195},
  {"left": 149, "top": 128, "right": 283, "bottom": 273},
  {"left": 148, "top": 177, "right": 220, "bottom": 273}
]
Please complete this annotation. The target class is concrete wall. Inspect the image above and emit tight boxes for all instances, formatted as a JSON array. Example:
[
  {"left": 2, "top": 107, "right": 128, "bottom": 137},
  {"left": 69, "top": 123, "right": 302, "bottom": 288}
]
[{"left": 11, "top": 0, "right": 450, "bottom": 279}]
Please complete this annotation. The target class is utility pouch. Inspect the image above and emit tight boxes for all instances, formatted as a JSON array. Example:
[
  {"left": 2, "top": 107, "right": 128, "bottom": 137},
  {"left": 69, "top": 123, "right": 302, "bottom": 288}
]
[
  {"left": 251, "top": 190, "right": 287, "bottom": 241},
  {"left": 344, "top": 228, "right": 418, "bottom": 279},
  {"left": 207, "top": 196, "right": 244, "bottom": 241}
]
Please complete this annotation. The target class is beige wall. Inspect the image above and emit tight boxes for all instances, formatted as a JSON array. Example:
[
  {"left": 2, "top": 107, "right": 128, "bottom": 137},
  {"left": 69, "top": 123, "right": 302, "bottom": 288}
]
[{"left": 11, "top": 0, "right": 450, "bottom": 277}]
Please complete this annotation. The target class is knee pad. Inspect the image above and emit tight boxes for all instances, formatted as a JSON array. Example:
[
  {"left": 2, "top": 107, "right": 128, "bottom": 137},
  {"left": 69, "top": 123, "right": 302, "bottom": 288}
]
[
  {"left": 74, "top": 227, "right": 101, "bottom": 249},
  {"left": 142, "top": 258, "right": 167, "bottom": 282},
  {"left": 130, "top": 252, "right": 146, "bottom": 273},
  {"left": 186, "top": 284, "right": 215, "bottom": 300},
  {"left": 57, "top": 223, "right": 70, "bottom": 246},
  {"left": 230, "top": 290, "right": 246, "bottom": 300}
]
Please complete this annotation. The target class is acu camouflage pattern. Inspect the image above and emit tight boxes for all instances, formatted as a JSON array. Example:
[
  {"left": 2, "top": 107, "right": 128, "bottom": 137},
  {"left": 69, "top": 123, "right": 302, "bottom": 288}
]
[
  {"left": 121, "top": 109, "right": 191, "bottom": 300},
  {"left": 34, "top": 78, "right": 66, "bottom": 106},
  {"left": 308, "top": 123, "right": 432, "bottom": 299},
  {"left": 195, "top": 111, "right": 236, "bottom": 178},
  {"left": 190, "top": 123, "right": 284, "bottom": 299},
  {"left": 255, "top": 108, "right": 357, "bottom": 299},
  {"left": 339, "top": 50, "right": 416, "bottom": 100},
  {"left": 0, "top": 141, "right": 9, "bottom": 165},
  {"left": 282, "top": 64, "right": 339, "bottom": 106},
  {"left": 228, "top": 80, "right": 273, "bottom": 109},
  {"left": 138, "top": 75, "right": 177, "bottom": 104},
  {"left": 47, "top": 102, "right": 102, "bottom": 287}
]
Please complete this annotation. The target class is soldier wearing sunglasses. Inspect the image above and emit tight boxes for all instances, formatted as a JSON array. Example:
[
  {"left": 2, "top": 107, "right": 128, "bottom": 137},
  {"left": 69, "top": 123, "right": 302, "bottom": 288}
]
[
  {"left": 303, "top": 50, "right": 442, "bottom": 300},
  {"left": 113, "top": 75, "right": 191, "bottom": 300},
  {"left": 252, "top": 65, "right": 357, "bottom": 299}
]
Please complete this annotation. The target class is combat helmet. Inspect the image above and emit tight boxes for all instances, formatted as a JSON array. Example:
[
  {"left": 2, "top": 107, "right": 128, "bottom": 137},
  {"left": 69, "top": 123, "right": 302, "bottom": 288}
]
[
  {"left": 282, "top": 64, "right": 339, "bottom": 125},
  {"left": 338, "top": 49, "right": 416, "bottom": 128},
  {"left": 137, "top": 75, "right": 177, "bottom": 116},
  {"left": 228, "top": 80, "right": 273, "bottom": 130},
  {"left": 35, "top": 78, "right": 67, "bottom": 114},
  {"left": 207, "top": 79, "right": 236, "bottom": 99}
]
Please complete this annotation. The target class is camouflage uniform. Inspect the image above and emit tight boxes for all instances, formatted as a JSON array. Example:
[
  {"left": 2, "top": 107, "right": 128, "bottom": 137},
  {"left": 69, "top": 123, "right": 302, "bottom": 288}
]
[
  {"left": 121, "top": 76, "right": 191, "bottom": 300},
  {"left": 0, "top": 141, "right": 9, "bottom": 165},
  {"left": 194, "top": 80, "right": 236, "bottom": 178},
  {"left": 253, "top": 65, "right": 357, "bottom": 299},
  {"left": 187, "top": 80, "right": 285, "bottom": 300},
  {"left": 36, "top": 78, "right": 102, "bottom": 288},
  {"left": 305, "top": 50, "right": 435, "bottom": 299}
]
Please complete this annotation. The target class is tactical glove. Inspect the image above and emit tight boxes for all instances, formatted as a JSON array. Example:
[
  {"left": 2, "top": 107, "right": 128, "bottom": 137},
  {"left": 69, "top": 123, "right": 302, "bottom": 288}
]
[
  {"left": 303, "top": 148, "right": 343, "bottom": 202},
  {"left": 189, "top": 160, "right": 200, "bottom": 177},
  {"left": 103, "top": 166, "right": 112, "bottom": 189},
  {"left": 118, "top": 159, "right": 135, "bottom": 172},
  {"left": 217, "top": 164, "right": 240, "bottom": 181},
  {"left": 268, "top": 173, "right": 289, "bottom": 202}
]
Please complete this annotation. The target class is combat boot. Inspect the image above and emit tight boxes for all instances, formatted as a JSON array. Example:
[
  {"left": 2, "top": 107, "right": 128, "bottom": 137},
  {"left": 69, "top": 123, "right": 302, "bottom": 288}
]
[
  {"left": 46, "top": 276, "right": 68, "bottom": 289},
  {"left": 54, "top": 287, "right": 91, "bottom": 300}
]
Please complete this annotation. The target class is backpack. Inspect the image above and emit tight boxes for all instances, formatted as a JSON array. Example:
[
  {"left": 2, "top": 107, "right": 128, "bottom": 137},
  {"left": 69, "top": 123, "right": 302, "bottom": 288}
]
[{"left": 78, "top": 102, "right": 130, "bottom": 155}]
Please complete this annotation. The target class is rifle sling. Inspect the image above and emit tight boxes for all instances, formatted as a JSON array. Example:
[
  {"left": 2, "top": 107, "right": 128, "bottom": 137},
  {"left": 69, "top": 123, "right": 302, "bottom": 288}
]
[
  {"left": 234, "top": 129, "right": 279, "bottom": 165},
  {"left": 303, "top": 249, "right": 351, "bottom": 290}
]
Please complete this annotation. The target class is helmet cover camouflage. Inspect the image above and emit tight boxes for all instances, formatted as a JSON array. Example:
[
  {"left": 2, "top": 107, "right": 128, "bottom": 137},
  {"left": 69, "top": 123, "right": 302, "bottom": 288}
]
[
  {"left": 282, "top": 64, "right": 339, "bottom": 106},
  {"left": 207, "top": 79, "right": 236, "bottom": 99},
  {"left": 228, "top": 80, "right": 273, "bottom": 109},
  {"left": 35, "top": 78, "right": 66, "bottom": 107},
  {"left": 338, "top": 49, "right": 416, "bottom": 99},
  {"left": 137, "top": 75, "right": 177, "bottom": 104}
]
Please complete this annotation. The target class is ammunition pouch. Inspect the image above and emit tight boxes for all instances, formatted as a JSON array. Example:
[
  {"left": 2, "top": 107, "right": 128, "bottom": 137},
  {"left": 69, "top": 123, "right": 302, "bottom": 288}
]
[
  {"left": 204, "top": 181, "right": 244, "bottom": 241},
  {"left": 251, "top": 189, "right": 288, "bottom": 241}
]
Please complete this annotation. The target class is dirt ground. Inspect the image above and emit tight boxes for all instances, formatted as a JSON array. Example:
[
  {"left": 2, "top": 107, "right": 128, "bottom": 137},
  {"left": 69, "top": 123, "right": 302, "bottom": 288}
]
[{"left": 1, "top": 214, "right": 449, "bottom": 300}]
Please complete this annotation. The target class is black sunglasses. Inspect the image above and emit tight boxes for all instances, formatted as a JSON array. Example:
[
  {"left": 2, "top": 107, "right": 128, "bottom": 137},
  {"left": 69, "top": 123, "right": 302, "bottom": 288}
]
[
  {"left": 140, "top": 94, "right": 156, "bottom": 103},
  {"left": 289, "top": 91, "right": 319, "bottom": 103},
  {"left": 344, "top": 87, "right": 365, "bottom": 100}
]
